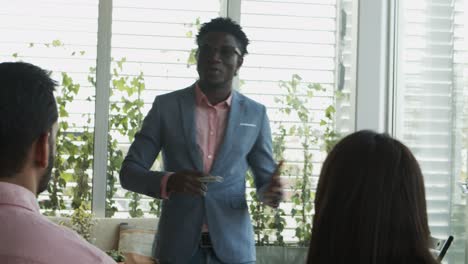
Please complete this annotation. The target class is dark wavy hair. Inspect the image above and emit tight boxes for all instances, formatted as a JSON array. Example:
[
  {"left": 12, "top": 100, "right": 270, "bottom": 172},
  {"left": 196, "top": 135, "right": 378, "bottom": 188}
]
[
  {"left": 196, "top": 17, "right": 250, "bottom": 56},
  {"left": 0, "top": 62, "right": 58, "bottom": 177},
  {"left": 307, "top": 130, "right": 438, "bottom": 264}
]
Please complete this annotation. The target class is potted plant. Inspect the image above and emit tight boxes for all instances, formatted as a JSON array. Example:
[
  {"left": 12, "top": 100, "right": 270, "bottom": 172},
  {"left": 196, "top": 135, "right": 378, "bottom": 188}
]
[
  {"left": 106, "top": 250, "right": 126, "bottom": 263},
  {"left": 254, "top": 75, "right": 340, "bottom": 264},
  {"left": 59, "top": 204, "right": 97, "bottom": 243}
]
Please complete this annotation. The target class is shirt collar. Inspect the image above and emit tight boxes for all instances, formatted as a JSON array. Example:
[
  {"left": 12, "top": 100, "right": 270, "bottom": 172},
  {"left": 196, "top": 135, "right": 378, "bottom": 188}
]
[
  {"left": 0, "top": 182, "right": 40, "bottom": 213},
  {"left": 195, "top": 82, "right": 232, "bottom": 108}
]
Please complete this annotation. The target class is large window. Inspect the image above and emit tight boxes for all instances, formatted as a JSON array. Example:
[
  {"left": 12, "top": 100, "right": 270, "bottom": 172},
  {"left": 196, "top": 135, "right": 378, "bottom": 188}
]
[
  {"left": 0, "top": 0, "right": 353, "bottom": 243},
  {"left": 394, "top": 0, "right": 467, "bottom": 262},
  {"left": 238, "top": 0, "right": 354, "bottom": 243},
  {"left": 1, "top": 0, "right": 467, "bottom": 261},
  {"left": 107, "top": 0, "right": 221, "bottom": 218},
  {"left": 0, "top": 0, "right": 99, "bottom": 214}
]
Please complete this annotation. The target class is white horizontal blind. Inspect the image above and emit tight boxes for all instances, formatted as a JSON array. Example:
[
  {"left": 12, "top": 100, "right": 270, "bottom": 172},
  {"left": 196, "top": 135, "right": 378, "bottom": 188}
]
[
  {"left": 397, "top": 0, "right": 453, "bottom": 235},
  {"left": 0, "top": 0, "right": 99, "bottom": 212},
  {"left": 395, "top": 0, "right": 467, "bottom": 262},
  {"left": 0, "top": 0, "right": 98, "bottom": 125},
  {"left": 337, "top": 0, "right": 356, "bottom": 134},
  {"left": 239, "top": 0, "right": 349, "bottom": 243},
  {"left": 109, "top": 0, "right": 221, "bottom": 217},
  {"left": 451, "top": 0, "right": 468, "bottom": 262}
]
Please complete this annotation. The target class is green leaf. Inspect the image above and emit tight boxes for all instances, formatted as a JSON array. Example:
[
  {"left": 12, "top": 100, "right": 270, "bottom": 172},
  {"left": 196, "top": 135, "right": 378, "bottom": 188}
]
[
  {"left": 62, "top": 73, "right": 72, "bottom": 87},
  {"left": 312, "top": 83, "right": 322, "bottom": 91},
  {"left": 289, "top": 126, "right": 296, "bottom": 135},
  {"left": 60, "top": 172, "right": 74, "bottom": 182},
  {"left": 116, "top": 57, "right": 126, "bottom": 70},
  {"left": 325, "top": 105, "right": 336, "bottom": 118},
  {"left": 52, "top": 39, "right": 63, "bottom": 47},
  {"left": 59, "top": 106, "right": 69, "bottom": 117},
  {"left": 187, "top": 48, "right": 197, "bottom": 66}
]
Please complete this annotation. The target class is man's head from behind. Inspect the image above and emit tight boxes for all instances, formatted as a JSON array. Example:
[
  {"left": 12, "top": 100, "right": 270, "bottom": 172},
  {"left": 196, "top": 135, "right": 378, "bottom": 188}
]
[{"left": 0, "top": 62, "right": 58, "bottom": 195}]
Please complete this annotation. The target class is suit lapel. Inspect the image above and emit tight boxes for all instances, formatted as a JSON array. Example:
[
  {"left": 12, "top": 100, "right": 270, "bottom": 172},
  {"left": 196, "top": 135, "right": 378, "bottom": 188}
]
[
  {"left": 211, "top": 91, "right": 243, "bottom": 173},
  {"left": 179, "top": 85, "right": 203, "bottom": 171}
]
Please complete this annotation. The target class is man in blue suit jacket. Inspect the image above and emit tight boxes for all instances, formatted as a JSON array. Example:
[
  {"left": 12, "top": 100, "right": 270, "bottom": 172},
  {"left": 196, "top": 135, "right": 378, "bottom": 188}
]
[{"left": 120, "top": 17, "right": 283, "bottom": 264}]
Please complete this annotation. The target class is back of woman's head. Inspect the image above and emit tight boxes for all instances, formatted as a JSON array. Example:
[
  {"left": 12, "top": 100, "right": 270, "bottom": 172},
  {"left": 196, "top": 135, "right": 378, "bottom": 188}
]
[{"left": 307, "top": 130, "right": 437, "bottom": 264}]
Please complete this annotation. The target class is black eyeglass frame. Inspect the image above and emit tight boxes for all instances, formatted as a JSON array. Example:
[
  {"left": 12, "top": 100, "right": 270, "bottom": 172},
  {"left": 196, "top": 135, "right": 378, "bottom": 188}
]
[{"left": 197, "top": 45, "right": 242, "bottom": 59}]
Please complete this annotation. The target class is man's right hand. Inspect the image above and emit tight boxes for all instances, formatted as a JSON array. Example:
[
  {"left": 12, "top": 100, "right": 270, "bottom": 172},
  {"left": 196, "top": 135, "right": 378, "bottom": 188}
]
[{"left": 167, "top": 170, "right": 208, "bottom": 196}]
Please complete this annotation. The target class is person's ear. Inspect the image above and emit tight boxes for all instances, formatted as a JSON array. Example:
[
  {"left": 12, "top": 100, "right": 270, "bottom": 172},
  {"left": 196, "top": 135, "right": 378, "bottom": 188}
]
[
  {"left": 34, "top": 132, "right": 50, "bottom": 169},
  {"left": 235, "top": 56, "right": 243, "bottom": 76},
  {"left": 237, "top": 55, "right": 243, "bottom": 68}
]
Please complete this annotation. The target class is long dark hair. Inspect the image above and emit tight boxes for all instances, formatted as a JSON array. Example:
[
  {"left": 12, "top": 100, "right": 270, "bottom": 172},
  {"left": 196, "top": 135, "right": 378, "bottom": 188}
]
[{"left": 307, "top": 130, "right": 437, "bottom": 264}]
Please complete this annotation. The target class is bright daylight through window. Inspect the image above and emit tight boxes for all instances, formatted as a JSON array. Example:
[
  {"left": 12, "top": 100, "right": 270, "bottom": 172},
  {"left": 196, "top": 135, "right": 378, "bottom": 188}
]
[{"left": 0, "top": 0, "right": 466, "bottom": 263}]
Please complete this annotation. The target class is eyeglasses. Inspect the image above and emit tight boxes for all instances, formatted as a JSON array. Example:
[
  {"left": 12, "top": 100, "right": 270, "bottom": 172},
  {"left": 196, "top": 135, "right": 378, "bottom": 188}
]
[{"left": 197, "top": 45, "right": 242, "bottom": 60}]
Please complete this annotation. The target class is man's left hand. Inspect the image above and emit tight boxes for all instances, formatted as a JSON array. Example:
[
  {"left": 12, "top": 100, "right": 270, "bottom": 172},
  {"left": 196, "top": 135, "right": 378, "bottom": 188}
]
[{"left": 263, "top": 160, "right": 284, "bottom": 209}]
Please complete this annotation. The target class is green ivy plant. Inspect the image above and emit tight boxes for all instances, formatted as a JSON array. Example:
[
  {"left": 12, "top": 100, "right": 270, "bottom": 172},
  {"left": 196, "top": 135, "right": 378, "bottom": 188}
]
[
  {"left": 106, "top": 250, "right": 126, "bottom": 262},
  {"left": 267, "top": 124, "right": 288, "bottom": 246},
  {"left": 185, "top": 17, "right": 202, "bottom": 67},
  {"left": 112, "top": 60, "right": 146, "bottom": 218},
  {"left": 60, "top": 204, "right": 97, "bottom": 243},
  {"left": 248, "top": 73, "right": 338, "bottom": 247},
  {"left": 247, "top": 170, "right": 272, "bottom": 246},
  {"left": 88, "top": 58, "right": 148, "bottom": 218},
  {"left": 246, "top": 124, "right": 287, "bottom": 246},
  {"left": 16, "top": 41, "right": 152, "bottom": 217},
  {"left": 321, "top": 92, "right": 341, "bottom": 153},
  {"left": 42, "top": 72, "right": 79, "bottom": 214},
  {"left": 276, "top": 74, "right": 322, "bottom": 246},
  {"left": 26, "top": 40, "right": 95, "bottom": 215},
  {"left": 13, "top": 38, "right": 342, "bottom": 248}
]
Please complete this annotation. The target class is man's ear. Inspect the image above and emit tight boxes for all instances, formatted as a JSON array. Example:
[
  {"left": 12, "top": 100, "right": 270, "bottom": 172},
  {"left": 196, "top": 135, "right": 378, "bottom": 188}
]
[
  {"left": 237, "top": 55, "right": 244, "bottom": 68},
  {"left": 34, "top": 133, "right": 50, "bottom": 169},
  {"left": 235, "top": 56, "right": 244, "bottom": 75}
]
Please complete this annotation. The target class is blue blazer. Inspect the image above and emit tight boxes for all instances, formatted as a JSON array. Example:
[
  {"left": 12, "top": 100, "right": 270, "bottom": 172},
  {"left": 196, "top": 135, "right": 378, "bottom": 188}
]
[{"left": 120, "top": 84, "right": 276, "bottom": 264}]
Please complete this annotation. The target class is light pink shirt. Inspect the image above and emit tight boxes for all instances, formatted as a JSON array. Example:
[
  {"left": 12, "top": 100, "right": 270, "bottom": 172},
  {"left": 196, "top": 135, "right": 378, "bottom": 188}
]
[
  {"left": 0, "top": 182, "right": 116, "bottom": 264},
  {"left": 160, "top": 83, "right": 232, "bottom": 198},
  {"left": 194, "top": 83, "right": 231, "bottom": 173}
]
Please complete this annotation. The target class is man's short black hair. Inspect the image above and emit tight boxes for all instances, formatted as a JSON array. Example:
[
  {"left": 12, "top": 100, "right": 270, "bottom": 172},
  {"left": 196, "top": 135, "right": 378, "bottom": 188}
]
[
  {"left": 0, "top": 62, "right": 58, "bottom": 177},
  {"left": 196, "top": 17, "right": 250, "bottom": 56}
]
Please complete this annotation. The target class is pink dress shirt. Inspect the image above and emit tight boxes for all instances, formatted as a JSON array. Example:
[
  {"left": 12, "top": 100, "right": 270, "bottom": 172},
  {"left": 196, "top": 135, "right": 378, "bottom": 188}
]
[
  {"left": 0, "top": 182, "right": 116, "bottom": 264},
  {"left": 159, "top": 84, "right": 231, "bottom": 232},
  {"left": 194, "top": 83, "right": 231, "bottom": 173},
  {"left": 160, "top": 83, "right": 231, "bottom": 197}
]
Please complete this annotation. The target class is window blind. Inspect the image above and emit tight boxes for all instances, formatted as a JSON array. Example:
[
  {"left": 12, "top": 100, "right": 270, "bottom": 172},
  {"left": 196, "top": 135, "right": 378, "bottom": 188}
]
[
  {"left": 109, "top": 0, "right": 221, "bottom": 217},
  {"left": 395, "top": 0, "right": 467, "bottom": 262},
  {"left": 0, "top": 0, "right": 99, "bottom": 213},
  {"left": 240, "top": 0, "right": 352, "bottom": 242}
]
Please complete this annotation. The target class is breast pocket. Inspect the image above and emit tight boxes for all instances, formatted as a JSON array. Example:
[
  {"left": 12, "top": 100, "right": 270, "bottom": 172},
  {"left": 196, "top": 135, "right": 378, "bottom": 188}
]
[{"left": 233, "top": 122, "right": 259, "bottom": 152}]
